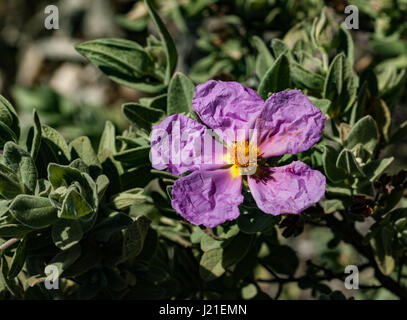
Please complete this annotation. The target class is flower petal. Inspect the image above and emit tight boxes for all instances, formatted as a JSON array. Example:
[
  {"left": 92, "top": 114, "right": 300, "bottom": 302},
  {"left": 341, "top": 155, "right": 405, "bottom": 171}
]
[
  {"left": 247, "top": 161, "right": 326, "bottom": 215},
  {"left": 192, "top": 80, "right": 264, "bottom": 144},
  {"left": 172, "top": 169, "right": 243, "bottom": 228},
  {"left": 256, "top": 90, "right": 326, "bottom": 158},
  {"left": 150, "top": 114, "right": 226, "bottom": 175}
]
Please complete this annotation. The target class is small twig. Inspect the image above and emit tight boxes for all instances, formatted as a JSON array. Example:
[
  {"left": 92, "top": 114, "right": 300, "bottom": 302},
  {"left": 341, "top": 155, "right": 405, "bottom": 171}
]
[
  {"left": 358, "top": 284, "right": 382, "bottom": 290},
  {"left": 274, "top": 283, "right": 283, "bottom": 300},
  {"left": 0, "top": 237, "right": 20, "bottom": 252}
]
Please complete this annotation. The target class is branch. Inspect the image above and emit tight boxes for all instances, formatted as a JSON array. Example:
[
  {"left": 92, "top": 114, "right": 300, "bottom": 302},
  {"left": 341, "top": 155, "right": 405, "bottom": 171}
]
[
  {"left": 0, "top": 238, "right": 20, "bottom": 252},
  {"left": 325, "top": 214, "right": 407, "bottom": 300}
]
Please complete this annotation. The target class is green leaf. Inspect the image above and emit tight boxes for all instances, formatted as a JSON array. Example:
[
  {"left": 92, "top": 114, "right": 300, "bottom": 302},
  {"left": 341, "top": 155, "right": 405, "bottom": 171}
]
[
  {"left": 110, "top": 188, "right": 151, "bottom": 210},
  {"left": 0, "top": 255, "right": 22, "bottom": 297},
  {"left": 47, "top": 244, "right": 81, "bottom": 276},
  {"left": 51, "top": 219, "right": 83, "bottom": 250},
  {"left": 323, "top": 199, "right": 345, "bottom": 214},
  {"left": 337, "top": 24, "right": 354, "bottom": 66},
  {"left": 252, "top": 36, "right": 274, "bottom": 79},
  {"left": 62, "top": 241, "right": 101, "bottom": 277},
  {"left": 323, "top": 53, "right": 359, "bottom": 116},
  {"left": 9, "top": 195, "right": 58, "bottom": 229},
  {"left": 270, "top": 39, "right": 289, "bottom": 58},
  {"left": 2, "top": 142, "right": 37, "bottom": 194},
  {"left": 92, "top": 211, "right": 133, "bottom": 242},
  {"left": 258, "top": 54, "right": 290, "bottom": 100},
  {"left": 98, "top": 121, "right": 116, "bottom": 157},
  {"left": 222, "top": 233, "right": 254, "bottom": 268},
  {"left": 371, "top": 226, "right": 395, "bottom": 276},
  {"left": 200, "top": 234, "right": 223, "bottom": 252},
  {"left": 241, "top": 283, "right": 257, "bottom": 300},
  {"left": 311, "top": 7, "right": 339, "bottom": 52},
  {"left": 362, "top": 157, "right": 393, "bottom": 182},
  {"left": 237, "top": 211, "right": 276, "bottom": 234},
  {"left": 58, "top": 187, "right": 94, "bottom": 220},
  {"left": 199, "top": 248, "right": 225, "bottom": 282},
  {"left": 309, "top": 97, "right": 331, "bottom": 114},
  {"left": 8, "top": 237, "right": 27, "bottom": 279},
  {"left": 0, "top": 163, "right": 23, "bottom": 199},
  {"left": 47, "top": 165, "right": 98, "bottom": 216},
  {"left": 30, "top": 109, "right": 42, "bottom": 162},
  {"left": 114, "top": 146, "right": 150, "bottom": 165},
  {"left": 0, "top": 224, "right": 32, "bottom": 238},
  {"left": 40, "top": 124, "right": 70, "bottom": 162},
  {"left": 69, "top": 136, "right": 101, "bottom": 170},
  {"left": 139, "top": 93, "right": 167, "bottom": 111},
  {"left": 47, "top": 164, "right": 83, "bottom": 189},
  {"left": 144, "top": 0, "right": 178, "bottom": 84},
  {"left": 167, "top": 72, "right": 195, "bottom": 115},
  {"left": 322, "top": 145, "right": 346, "bottom": 183},
  {"left": 336, "top": 149, "right": 365, "bottom": 177},
  {"left": 0, "top": 98, "right": 12, "bottom": 128},
  {"left": 0, "top": 95, "right": 20, "bottom": 140},
  {"left": 345, "top": 115, "right": 378, "bottom": 154},
  {"left": 122, "top": 216, "right": 151, "bottom": 259},
  {"left": 122, "top": 103, "right": 165, "bottom": 131},
  {"left": 96, "top": 174, "right": 109, "bottom": 200},
  {"left": 290, "top": 63, "right": 325, "bottom": 91},
  {"left": 75, "top": 38, "right": 156, "bottom": 90},
  {"left": 0, "top": 121, "right": 17, "bottom": 149},
  {"left": 263, "top": 245, "right": 299, "bottom": 276}
]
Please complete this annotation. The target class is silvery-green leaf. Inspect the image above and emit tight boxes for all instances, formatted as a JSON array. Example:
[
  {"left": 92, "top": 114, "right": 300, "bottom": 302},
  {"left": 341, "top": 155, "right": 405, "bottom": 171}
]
[
  {"left": 47, "top": 244, "right": 81, "bottom": 277},
  {"left": 345, "top": 115, "right": 378, "bottom": 155},
  {"left": 322, "top": 145, "right": 346, "bottom": 183},
  {"left": 8, "top": 237, "right": 27, "bottom": 279},
  {"left": 75, "top": 38, "right": 156, "bottom": 90},
  {"left": 252, "top": 36, "right": 274, "bottom": 79},
  {"left": 51, "top": 219, "right": 83, "bottom": 250},
  {"left": 336, "top": 149, "right": 365, "bottom": 177},
  {"left": 323, "top": 53, "right": 359, "bottom": 116},
  {"left": 2, "top": 142, "right": 37, "bottom": 195},
  {"left": 167, "top": 72, "right": 195, "bottom": 115},
  {"left": 10, "top": 195, "right": 58, "bottom": 229},
  {"left": 122, "top": 103, "right": 165, "bottom": 131},
  {"left": 69, "top": 136, "right": 101, "bottom": 170},
  {"left": 199, "top": 248, "right": 225, "bottom": 282},
  {"left": 0, "top": 163, "right": 23, "bottom": 199},
  {"left": 258, "top": 54, "right": 290, "bottom": 100},
  {"left": 144, "top": 0, "right": 178, "bottom": 84},
  {"left": 122, "top": 215, "right": 151, "bottom": 259},
  {"left": 0, "top": 95, "right": 20, "bottom": 140}
]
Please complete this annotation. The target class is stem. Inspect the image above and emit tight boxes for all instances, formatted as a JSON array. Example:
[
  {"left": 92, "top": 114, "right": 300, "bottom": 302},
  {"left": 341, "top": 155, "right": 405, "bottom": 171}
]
[{"left": 0, "top": 237, "right": 20, "bottom": 252}]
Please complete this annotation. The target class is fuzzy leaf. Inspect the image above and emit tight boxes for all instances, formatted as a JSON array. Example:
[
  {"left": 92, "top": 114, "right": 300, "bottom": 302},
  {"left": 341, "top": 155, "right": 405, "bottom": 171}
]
[
  {"left": 258, "top": 54, "right": 290, "bottom": 100},
  {"left": 10, "top": 195, "right": 58, "bottom": 229},
  {"left": 167, "top": 72, "right": 195, "bottom": 115}
]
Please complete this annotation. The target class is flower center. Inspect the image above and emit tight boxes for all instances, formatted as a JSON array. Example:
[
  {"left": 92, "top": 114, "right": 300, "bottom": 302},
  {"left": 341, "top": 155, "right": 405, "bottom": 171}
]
[{"left": 227, "top": 141, "right": 260, "bottom": 177}]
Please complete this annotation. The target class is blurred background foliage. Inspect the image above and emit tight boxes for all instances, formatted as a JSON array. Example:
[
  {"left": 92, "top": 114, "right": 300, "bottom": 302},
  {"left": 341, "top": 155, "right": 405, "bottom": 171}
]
[{"left": 0, "top": 0, "right": 406, "bottom": 300}]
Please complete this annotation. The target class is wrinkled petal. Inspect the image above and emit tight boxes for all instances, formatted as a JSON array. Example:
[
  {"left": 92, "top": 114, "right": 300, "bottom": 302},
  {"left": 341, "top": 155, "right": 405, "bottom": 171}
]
[
  {"left": 248, "top": 161, "right": 326, "bottom": 215},
  {"left": 172, "top": 169, "right": 243, "bottom": 228},
  {"left": 192, "top": 80, "right": 264, "bottom": 144},
  {"left": 255, "top": 90, "right": 326, "bottom": 158},
  {"left": 150, "top": 114, "right": 226, "bottom": 175}
]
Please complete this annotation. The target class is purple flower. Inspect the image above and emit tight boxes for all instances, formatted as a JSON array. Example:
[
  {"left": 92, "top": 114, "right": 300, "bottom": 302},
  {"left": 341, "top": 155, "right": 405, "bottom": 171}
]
[{"left": 151, "top": 80, "right": 327, "bottom": 228}]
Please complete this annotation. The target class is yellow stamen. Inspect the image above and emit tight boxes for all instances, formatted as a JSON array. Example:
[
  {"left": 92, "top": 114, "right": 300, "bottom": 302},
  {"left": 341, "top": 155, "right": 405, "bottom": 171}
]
[{"left": 227, "top": 141, "right": 261, "bottom": 177}]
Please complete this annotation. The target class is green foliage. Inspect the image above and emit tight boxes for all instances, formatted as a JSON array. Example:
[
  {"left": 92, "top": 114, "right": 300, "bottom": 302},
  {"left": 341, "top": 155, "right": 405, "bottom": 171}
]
[{"left": 0, "top": 0, "right": 406, "bottom": 301}]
